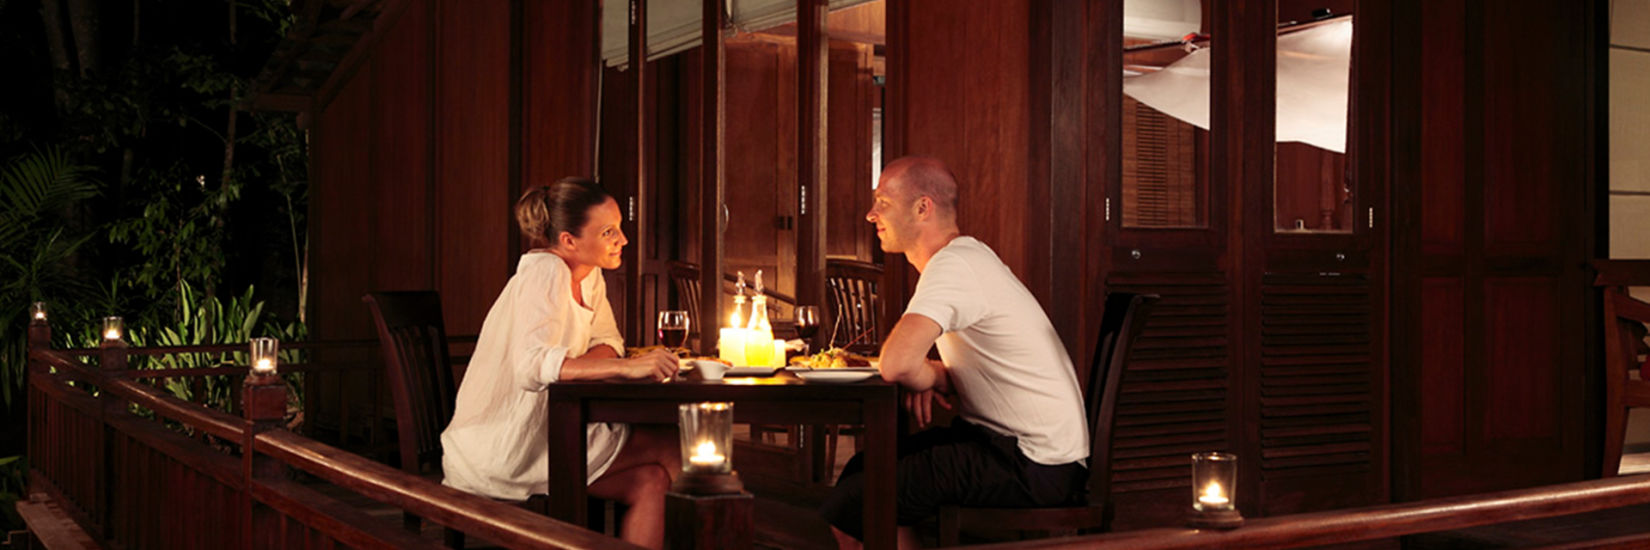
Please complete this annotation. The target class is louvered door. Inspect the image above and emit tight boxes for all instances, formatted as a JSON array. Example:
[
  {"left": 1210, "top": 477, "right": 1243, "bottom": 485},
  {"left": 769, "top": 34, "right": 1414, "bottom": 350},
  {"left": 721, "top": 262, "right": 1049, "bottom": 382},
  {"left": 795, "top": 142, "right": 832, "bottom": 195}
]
[
  {"left": 1254, "top": 269, "right": 1381, "bottom": 514},
  {"left": 1103, "top": 272, "right": 1234, "bottom": 528}
]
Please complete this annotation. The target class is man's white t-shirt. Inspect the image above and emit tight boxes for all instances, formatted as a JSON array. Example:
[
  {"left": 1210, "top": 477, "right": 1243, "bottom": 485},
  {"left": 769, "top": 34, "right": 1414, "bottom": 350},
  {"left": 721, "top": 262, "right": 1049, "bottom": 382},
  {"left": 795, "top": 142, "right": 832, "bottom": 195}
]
[
  {"left": 903, "top": 236, "right": 1089, "bottom": 466},
  {"left": 440, "top": 253, "right": 629, "bottom": 501}
]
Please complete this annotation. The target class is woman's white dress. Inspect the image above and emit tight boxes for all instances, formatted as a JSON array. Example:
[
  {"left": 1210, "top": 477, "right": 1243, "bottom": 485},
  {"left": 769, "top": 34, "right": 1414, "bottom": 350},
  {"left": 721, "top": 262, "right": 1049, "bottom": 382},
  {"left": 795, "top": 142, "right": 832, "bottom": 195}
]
[{"left": 440, "top": 253, "right": 628, "bottom": 501}]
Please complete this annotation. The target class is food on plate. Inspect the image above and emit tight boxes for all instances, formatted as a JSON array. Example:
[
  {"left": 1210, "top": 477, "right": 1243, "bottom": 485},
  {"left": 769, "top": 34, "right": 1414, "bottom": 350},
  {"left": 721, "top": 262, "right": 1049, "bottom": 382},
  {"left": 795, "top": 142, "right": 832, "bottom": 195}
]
[
  {"left": 789, "top": 348, "right": 875, "bottom": 369},
  {"left": 627, "top": 345, "right": 690, "bottom": 358}
]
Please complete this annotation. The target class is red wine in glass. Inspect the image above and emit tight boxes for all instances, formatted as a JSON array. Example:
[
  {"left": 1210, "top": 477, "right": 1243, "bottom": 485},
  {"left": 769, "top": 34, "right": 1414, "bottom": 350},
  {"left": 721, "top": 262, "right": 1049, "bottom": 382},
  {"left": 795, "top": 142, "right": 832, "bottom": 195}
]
[{"left": 659, "top": 328, "right": 689, "bottom": 348}]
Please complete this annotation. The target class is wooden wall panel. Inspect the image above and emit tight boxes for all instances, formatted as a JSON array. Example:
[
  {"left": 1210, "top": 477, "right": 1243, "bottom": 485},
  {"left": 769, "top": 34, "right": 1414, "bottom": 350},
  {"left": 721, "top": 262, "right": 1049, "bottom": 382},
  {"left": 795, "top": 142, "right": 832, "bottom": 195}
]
[
  {"left": 826, "top": 42, "right": 875, "bottom": 262},
  {"left": 435, "top": 0, "right": 512, "bottom": 335},
  {"left": 1419, "top": 0, "right": 1465, "bottom": 257},
  {"left": 1484, "top": 279, "right": 1561, "bottom": 440},
  {"left": 1420, "top": 278, "right": 1464, "bottom": 455},
  {"left": 523, "top": 0, "right": 599, "bottom": 188},
  {"left": 313, "top": 68, "right": 376, "bottom": 341},
  {"left": 370, "top": 0, "right": 433, "bottom": 293},
  {"left": 901, "top": 0, "right": 1035, "bottom": 298}
]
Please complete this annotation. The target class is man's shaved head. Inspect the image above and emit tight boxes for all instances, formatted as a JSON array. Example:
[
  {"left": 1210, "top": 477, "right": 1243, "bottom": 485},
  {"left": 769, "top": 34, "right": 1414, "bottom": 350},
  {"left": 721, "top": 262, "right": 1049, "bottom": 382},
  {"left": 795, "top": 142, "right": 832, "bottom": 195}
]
[{"left": 879, "top": 156, "right": 958, "bottom": 217}]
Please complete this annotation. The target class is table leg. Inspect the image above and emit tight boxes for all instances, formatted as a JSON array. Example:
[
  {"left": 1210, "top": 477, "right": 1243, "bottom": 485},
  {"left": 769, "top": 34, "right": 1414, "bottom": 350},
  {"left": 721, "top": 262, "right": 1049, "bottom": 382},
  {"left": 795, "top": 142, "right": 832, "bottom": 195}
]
[
  {"left": 863, "top": 395, "right": 898, "bottom": 550},
  {"left": 547, "top": 396, "right": 588, "bottom": 527}
]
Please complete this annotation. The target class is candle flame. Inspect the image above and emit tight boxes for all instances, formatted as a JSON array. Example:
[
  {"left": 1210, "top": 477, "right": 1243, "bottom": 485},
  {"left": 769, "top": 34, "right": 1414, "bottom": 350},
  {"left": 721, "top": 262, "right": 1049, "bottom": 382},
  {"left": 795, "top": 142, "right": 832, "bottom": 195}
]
[
  {"left": 1203, "top": 482, "right": 1224, "bottom": 499},
  {"left": 695, "top": 441, "right": 717, "bottom": 457},
  {"left": 104, "top": 329, "right": 121, "bottom": 340},
  {"left": 33, "top": 311, "right": 45, "bottom": 320}
]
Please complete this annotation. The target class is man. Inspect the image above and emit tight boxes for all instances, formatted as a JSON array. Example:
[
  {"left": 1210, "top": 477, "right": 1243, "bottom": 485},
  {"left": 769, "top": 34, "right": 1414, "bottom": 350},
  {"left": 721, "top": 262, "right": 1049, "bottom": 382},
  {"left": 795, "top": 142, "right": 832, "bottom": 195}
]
[{"left": 820, "top": 156, "right": 1089, "bottom": 549}]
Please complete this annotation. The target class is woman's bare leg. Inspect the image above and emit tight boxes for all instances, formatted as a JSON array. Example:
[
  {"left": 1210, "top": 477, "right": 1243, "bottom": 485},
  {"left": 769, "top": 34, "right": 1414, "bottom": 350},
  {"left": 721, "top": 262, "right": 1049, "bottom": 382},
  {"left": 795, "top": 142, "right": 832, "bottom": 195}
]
[
  {"left": 587, "top": 425, "right": 681, "bottom": 548},
  {"left": 590, "top": 463, "right": 670, "bottom": 549}
]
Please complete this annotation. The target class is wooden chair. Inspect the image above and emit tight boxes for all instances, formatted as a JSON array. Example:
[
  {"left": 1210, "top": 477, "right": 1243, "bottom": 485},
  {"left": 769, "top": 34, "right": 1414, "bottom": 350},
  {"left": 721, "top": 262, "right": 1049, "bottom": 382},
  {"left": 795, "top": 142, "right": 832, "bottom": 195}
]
[
  {"left": 668, "top": 261, "right": 704, "bottom": 346},
  {"left": 365, "top": 291, "right": 611, "bottom": 545},
  {"left": 937, "top": 292, "right": 1159, "bottom": 546},
  {"left": 1593, "top": 260, "right": 1650, "bottom": 477},
  {"left": 826, "top": 259, "right": 884, "bottom": 354}
]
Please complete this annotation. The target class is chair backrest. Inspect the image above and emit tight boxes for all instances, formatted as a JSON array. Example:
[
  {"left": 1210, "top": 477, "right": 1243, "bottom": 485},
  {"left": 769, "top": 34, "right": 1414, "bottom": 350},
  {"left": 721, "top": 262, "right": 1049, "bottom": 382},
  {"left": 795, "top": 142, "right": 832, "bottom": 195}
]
[
  {"left": 1593, "top": 260, "right": 1650, "bottom": 476},
  {"left": 668, "top": 261, "right": 704, "bottom": 336},
  {"left": 1085, "top": 292, "right": 1159, "bottom": 506},
  {"left": 363, "top": 291, "right": 457, "bottom": 476},
  {"left": 826, "top": 259, "right": 884, "bottom": 353}
]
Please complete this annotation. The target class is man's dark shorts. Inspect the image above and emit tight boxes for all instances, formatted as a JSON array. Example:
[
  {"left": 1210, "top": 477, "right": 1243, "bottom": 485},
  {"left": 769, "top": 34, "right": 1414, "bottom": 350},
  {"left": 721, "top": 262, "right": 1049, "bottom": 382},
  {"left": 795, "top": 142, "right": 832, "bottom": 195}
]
[{"left": 818, "top": 418, "right": 1088, "bottom": 540}]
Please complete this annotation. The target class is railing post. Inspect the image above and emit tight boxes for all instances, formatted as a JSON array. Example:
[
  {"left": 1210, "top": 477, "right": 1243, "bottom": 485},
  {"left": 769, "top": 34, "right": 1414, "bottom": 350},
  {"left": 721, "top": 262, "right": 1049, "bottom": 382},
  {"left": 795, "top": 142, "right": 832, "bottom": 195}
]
[
  {"left": 24, "top": 304, "right": 50, "bottom": 503},
  {"left": 243, "top": 371, "right": 288, "bottom": 547},
  {"left": 97, "top": 329, "right": 127, "bottom": 540}
]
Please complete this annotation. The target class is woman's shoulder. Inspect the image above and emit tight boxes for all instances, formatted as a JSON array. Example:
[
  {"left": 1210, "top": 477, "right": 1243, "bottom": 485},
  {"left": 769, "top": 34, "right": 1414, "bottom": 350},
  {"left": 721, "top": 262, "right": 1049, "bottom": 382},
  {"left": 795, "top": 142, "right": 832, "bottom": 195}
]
[{"left": 517, "top": 253, "right": 571, "bottom": 280}]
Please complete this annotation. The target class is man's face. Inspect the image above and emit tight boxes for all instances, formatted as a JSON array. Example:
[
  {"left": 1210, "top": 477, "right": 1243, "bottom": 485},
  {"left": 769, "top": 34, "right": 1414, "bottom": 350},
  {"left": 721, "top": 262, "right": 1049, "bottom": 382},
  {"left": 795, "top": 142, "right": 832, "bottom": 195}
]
[
  {"left": 566, "top": 198, "right": 628, "bottom": 270},
  {"left": 866, "top": 174, "right": 918, "bottom": 253}
]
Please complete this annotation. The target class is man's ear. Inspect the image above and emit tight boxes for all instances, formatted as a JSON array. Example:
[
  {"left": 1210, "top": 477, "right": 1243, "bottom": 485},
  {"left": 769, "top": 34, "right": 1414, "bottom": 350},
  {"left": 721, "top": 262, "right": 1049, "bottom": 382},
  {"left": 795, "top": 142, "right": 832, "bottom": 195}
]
[{"left": 916, "top": 197, "right": 931, "bottom": 217}]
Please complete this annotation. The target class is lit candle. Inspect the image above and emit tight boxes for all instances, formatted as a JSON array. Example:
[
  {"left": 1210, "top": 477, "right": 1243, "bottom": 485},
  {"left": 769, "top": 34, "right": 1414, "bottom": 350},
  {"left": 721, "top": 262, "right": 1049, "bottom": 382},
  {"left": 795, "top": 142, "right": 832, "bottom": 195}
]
[
  {"left": 250, "top": 337, "right": 279, "bottom": 376},
  {"left": 689, "top": 441, "right": 725, "bottom": 467},
  {"left": 1198, "top": 482, "right": 1229, "bottom": 507},
  {"left": 771, "top": 340, "right": 786, "bottom": 367},
  {"left": 719, "top": 328, "right": 748, "bottom": 365},
  {"left": 102, "top": 316, "right": 123, "bottom": 341},
  {"left": 31, "top": 302, "right": 46, "bottom": 321}
]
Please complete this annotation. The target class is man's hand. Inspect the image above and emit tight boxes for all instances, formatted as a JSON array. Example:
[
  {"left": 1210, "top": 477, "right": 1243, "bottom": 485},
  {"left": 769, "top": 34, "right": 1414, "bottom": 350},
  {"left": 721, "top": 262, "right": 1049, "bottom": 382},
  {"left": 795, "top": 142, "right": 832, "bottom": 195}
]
[
  {"left": 903, "top": 388, "right": 952, "bottom": 429},
  {"left": 903, "top": 360, "right": 954, "bottom": 428}
]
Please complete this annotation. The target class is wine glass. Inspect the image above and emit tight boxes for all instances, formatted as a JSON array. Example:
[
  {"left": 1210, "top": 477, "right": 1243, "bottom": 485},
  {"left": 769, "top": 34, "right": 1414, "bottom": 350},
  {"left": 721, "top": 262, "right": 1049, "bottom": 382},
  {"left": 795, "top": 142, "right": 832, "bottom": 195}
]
[
  {"left": 795, "top": 306, "right": 821, "bottom": 355},
  {"left": 657, "top": 310, "right": 690, "bottom": 353}
]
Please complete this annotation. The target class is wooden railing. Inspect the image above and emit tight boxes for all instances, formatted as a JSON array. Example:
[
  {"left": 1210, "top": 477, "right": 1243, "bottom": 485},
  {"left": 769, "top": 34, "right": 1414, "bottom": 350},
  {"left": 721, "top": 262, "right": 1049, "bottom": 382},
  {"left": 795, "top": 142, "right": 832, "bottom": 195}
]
[
  {"left": 971, "top": 474, "right": 1650, "bottom": 549},
  {"left": 24, "top": 317, "right": 634, "bottom": 549}
]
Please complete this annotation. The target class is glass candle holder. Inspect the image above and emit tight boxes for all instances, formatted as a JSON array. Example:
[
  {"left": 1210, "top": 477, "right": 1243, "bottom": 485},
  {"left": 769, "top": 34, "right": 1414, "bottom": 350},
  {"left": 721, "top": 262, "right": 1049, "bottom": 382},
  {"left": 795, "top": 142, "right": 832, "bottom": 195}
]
[
  {"left": 30, "top": 302, "right": 47, "bottom": 322},
  {"left": 1191, "top": 452, "right": 1237, "bottom": 512},
  {"left": 102, "top": 316, "right": 124, "bottom": 342},
  {"left": 250, "top": 337, "right": 279, "bottom": 376},
  {"left": 678, "top": 402, "right": 734, "bottom": 475}
]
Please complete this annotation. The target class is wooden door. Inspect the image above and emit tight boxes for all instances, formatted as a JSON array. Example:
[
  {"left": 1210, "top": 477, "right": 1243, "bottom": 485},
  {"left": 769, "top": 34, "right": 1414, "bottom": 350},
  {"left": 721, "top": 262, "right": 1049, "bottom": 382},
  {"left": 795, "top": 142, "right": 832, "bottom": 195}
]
[
  {"left": 723, "top": 39, "right": 799, "bottom": 315},
  {"left": 1390, "top": 0, "right": 1596, "bottom": 499}
]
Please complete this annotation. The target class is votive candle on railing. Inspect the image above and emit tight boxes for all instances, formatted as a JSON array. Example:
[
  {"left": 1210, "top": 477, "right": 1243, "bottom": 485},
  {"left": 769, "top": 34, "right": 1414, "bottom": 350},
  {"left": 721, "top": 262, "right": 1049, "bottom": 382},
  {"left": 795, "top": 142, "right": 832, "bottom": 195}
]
[
  {"left": 678, "top": 402, "right": 733, "bottom": 475},
  {"left": 1191, "top": 452, "right": 1237, "bottom": 512},
  {"left": 102, "top": 316, "right": 124, "bottom": 341},
  {"left": 250, "top": 337, "right": 279, "bottom": 376},
  {"left": 30, "top": 302, "right": 47, "bottom": 321}
]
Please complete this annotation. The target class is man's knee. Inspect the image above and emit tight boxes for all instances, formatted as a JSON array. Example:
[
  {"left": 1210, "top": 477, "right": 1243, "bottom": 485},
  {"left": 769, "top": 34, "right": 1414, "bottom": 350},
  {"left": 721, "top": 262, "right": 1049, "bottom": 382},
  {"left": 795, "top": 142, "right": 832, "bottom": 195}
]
[{"left": 627, "top": 464, "right": 672, "bottom": 503}]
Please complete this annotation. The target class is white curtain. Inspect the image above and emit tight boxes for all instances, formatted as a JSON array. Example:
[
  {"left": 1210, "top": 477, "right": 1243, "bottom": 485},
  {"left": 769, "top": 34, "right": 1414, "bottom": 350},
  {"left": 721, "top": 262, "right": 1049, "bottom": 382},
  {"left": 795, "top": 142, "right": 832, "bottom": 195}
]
[
  {"left": 1122, "top": 18, "right": 1353, "bottom": 153},
  {"left": 601, "top": 0, "right": 875, "bottom": 68}
]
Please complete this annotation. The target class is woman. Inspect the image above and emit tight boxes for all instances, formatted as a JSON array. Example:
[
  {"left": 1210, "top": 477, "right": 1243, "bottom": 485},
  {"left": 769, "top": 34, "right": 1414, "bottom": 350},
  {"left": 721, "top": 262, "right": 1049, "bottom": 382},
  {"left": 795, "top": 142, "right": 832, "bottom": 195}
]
[{"left": 440, "top": 178, "right": 681, "bottom": 548}]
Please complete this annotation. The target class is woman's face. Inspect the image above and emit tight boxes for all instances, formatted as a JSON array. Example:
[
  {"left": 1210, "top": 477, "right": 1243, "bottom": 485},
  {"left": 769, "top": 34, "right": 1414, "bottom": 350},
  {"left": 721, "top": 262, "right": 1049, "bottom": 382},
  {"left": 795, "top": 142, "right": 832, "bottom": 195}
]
[{"left": 562, "top": 197, "right": 627, "bottom": 270}]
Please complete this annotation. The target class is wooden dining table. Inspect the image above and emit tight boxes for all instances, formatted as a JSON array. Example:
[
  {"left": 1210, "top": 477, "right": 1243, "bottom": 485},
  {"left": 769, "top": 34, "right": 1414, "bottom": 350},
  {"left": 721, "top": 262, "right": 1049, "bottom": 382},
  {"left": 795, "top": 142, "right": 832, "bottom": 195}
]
[{"left": 545, "top": 371, "right": 900, "bottom": 549}]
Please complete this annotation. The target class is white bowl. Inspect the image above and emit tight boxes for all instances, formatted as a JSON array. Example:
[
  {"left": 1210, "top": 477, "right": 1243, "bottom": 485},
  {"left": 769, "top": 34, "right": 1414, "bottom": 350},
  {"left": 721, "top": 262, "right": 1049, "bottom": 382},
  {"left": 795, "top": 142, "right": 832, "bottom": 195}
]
[{"left": 689, "top": 360, "right": 728, "bottom": 380}]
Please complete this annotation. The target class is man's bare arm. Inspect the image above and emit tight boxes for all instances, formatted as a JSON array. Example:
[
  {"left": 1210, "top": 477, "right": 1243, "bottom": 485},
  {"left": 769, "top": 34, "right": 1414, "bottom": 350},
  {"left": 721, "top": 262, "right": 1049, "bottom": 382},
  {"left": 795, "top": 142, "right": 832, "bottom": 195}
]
[{"left": 878, "top": 314, "right": 946, "bottom": 391}]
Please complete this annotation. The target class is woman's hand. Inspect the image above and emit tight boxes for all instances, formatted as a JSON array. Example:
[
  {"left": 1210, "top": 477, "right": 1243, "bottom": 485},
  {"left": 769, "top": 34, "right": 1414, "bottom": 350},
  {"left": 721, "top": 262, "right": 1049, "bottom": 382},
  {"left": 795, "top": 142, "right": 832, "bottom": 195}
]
[{"left": 620, "top": 348, "right": 680, "bottom": 381}]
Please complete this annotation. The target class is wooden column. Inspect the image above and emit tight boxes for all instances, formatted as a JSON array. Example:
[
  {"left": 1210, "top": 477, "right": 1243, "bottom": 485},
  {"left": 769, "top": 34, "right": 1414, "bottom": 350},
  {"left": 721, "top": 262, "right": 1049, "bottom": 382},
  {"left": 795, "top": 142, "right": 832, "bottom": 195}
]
[
  {"left": 698, "top": 0, "right": 725, "bottom": 353},
  {"left": 627, "top": 0, "right": 651, "bottom": 344},
  {"left": 796, "top": 0, "right": 829, "bottom": 336}
]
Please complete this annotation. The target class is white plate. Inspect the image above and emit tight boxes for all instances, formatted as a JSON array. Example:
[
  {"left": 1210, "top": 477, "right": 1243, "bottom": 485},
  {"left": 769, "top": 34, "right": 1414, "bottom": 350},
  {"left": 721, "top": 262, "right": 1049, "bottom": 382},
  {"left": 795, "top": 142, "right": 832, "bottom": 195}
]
[
  {"left": 725, "top": 365, "right": 783, "bottom": 376},
  {"left": 784, "top": 366, "right": 878, "bottom": 373},
  {"left": 796, "top": 371, "right": 877, "bottom": 384}
]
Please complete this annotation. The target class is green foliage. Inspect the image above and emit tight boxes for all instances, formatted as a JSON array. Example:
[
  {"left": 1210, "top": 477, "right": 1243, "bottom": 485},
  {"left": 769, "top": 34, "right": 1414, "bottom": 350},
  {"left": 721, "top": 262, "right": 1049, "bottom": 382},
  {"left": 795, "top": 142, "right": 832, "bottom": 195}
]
[
  {"left": 107, "top": 161, "right": 242, "bottom": 304},
  {"left": 129, "top": 282, "right": 307, "bottom": 412},
  {"left": 0, "top": 148, "right": 104, "bottom": 406},
  {"left": 0, "top": 455, "right": 26, "bottom": 533}
]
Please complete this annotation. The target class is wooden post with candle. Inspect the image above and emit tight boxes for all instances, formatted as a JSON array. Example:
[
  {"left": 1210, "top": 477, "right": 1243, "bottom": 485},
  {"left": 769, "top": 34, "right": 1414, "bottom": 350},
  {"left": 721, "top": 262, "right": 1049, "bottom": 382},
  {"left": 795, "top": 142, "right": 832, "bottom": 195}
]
[
  {"left": 667, "top": 401, "right": 752, "bottom": 549},
  {"left": 1188, "top": 452, "right": 1244, "bottom": 528},
  {"left": 242, "top": 337, "right": 289, "bottom": 547}
]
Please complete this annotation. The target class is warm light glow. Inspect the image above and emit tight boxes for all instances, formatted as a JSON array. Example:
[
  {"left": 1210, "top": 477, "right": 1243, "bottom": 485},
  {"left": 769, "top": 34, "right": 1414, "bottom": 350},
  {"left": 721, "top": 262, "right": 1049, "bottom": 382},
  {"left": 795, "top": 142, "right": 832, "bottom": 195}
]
[
  {"left": 689, "top": 441, "right": 725, "bottom": 467},
  {"left": 1199, "top": 482, "right": 1229, "bottom": 507},
  {"left": 31, "top": 302, "right": 46, "bottom": 321},
  {"left": 103, "top": 329, "right": 121, "bottom": 340},
  {"left": 101, "top": 316, "right": 123, "bottom": 342},
  {"left": 250, "top": 337, "right": 280, "bottom": 376},
  {"left": 719, "top": 328, "right": 749, "bottom": 365},
  {"left": 33, "top": 311, "right": 45, "bottom": 320}
]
